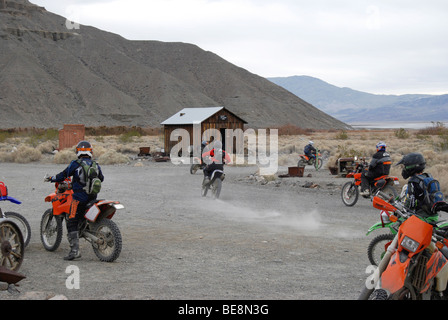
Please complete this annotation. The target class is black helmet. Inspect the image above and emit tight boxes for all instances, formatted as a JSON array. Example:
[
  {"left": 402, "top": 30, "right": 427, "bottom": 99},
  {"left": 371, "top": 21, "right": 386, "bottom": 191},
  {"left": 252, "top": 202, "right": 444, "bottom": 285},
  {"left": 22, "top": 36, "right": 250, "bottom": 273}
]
[
  {"left": 396, "top": 152, "right": 426, "bottom": 179},
  {"left": 76, "top": 140, "right": 93, "bottom": 158}
]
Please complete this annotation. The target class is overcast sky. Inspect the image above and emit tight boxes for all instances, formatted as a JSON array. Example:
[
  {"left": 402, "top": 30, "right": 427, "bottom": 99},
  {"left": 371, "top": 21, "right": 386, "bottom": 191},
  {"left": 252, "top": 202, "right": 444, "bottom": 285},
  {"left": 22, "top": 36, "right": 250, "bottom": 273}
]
[{"left": 30, "top": 0, "right": 448, "bottom": 95}]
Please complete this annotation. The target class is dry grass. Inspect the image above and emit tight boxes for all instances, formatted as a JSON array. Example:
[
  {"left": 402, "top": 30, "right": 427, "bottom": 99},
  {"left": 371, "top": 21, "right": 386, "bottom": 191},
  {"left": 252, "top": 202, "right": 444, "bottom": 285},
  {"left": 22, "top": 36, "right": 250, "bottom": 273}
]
[
  {"left": 1, "top": 125, "right": 448, "bottom": 193},
  {"left": 276, "top": 128, "right": 448, "bottom": 192}
]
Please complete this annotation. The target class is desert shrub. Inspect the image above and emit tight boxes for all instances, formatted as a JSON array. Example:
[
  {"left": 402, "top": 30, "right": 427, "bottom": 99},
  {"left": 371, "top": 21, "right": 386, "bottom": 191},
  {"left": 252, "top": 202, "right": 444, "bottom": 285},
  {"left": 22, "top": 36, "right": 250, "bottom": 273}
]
[
  {"left": 119, "top": 130, "right": 142, "bottom": 143},
  {"left": 394, "top": 128, "right": 410, "bottom": 139},
  {"left": 54, "top": 148, "right": 77, "bottom": 164},
  {"left": 97, "top": 150, "right": 130, "bottom": 164},
  {"left": 334, "top": 130, "right": 348, "bottom": 140},
  {"left": 9, "top": 145, "right": 42, "bottom": 163}
]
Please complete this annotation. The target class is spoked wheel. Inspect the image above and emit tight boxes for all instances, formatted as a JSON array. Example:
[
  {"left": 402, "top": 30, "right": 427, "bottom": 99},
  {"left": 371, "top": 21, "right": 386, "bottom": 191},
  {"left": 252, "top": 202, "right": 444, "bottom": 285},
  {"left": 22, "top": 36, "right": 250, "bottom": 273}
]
[
  {"left": 3, "top": 211, "right": 31, "bottom": 247},
  {"left": 190, "top": 164, "right": 200, "bottom": 174},
  {"left": 341, "top": 182, "right": 359, "bottom": 206},
  {"left": 367, "top": 233, "right": 395, "bottom": 266},
  {"left": 40, "top": 209, "right": 63, "bottom": 252},
  {"left": 315, "top": 158, "right": 323, "bottom": 170},
  {"left": 0, "top": 221, "right": 24, "bottom": 271},
  {"left": 378, "top": 185, "right": 399, "bottom": 202},
  {"left": 211, "top": 179, "right": 222, "bottom": 199},
  {"left": 201, "top": 178, "right": 210, "bottom": 197},
  {"left": 297, "top": 159, "right": 307, "bottom": 167},
  {"left": 91, "top": 219, "right": 122, "bottom": 262}
]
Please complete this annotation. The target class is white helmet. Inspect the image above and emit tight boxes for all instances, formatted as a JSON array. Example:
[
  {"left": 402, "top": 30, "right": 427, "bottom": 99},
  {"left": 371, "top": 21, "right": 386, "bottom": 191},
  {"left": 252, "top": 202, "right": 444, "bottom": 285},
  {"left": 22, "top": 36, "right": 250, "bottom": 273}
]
[{"left": 309, "top": 141, "right": 314, "bottom": 145}]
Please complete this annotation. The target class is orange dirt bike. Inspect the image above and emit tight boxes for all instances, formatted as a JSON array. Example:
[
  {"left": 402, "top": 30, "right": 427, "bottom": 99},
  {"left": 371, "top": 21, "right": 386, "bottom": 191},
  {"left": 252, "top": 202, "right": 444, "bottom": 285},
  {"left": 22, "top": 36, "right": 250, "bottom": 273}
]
[
  {"left": 42, "top": 176, "right": 124, "bottom": 262},
  {"left": 298, "top": 149, "right": 323, "bottom": 170},
  {"left": 359, "top": 194, "right": 448, "bottom": 300},
  {"left": 341, "top": 158, "right": 399, "bottom": 206}
]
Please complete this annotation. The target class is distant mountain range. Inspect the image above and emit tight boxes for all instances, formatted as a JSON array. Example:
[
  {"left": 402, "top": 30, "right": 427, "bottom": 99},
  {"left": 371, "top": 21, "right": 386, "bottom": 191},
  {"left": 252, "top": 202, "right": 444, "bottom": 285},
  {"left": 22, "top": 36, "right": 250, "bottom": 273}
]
[{"left": 268, "top": 75, "right": 448, "bottom": 123}]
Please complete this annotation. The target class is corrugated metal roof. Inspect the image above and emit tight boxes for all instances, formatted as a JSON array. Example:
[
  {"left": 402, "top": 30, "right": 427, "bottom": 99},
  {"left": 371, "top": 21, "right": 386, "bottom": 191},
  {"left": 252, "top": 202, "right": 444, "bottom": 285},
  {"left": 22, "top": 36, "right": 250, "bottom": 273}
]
[{"left": 161, "top": 107, "right": 224, "bottom": 125}]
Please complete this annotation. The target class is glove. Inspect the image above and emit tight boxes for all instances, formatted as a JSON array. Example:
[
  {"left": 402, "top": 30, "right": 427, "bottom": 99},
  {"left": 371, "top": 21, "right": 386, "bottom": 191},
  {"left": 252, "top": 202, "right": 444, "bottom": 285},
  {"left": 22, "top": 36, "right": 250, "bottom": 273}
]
[
  {"left": 432, "top": 201, "right": 448, "bottom": 213},
  {"left": 44, "top": 174, "right": 53, "bottom": 182}
]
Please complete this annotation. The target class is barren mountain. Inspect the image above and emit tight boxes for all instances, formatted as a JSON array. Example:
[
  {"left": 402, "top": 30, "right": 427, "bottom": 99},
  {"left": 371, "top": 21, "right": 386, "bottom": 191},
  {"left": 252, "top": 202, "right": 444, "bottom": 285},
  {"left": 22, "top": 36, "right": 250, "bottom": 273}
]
[{"left": 0, "top": 0, "right": 349, "bottom": 130}]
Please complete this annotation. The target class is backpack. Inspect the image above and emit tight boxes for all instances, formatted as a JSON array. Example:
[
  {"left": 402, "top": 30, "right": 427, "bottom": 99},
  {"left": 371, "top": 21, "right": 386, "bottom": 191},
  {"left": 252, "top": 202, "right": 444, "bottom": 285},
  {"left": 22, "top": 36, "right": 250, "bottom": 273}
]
[
  {"left": 413, "top": 173, "right": 444, "bottom": 211},
  {"left": 77, "top": 159, "right": 102, "bottom": 195}
]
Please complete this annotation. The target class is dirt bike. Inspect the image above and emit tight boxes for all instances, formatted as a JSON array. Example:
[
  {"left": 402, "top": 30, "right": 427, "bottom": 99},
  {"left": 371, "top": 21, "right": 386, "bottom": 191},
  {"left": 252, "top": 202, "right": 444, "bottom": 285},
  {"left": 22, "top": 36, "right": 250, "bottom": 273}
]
[
  {"left": 366, "top": 186, "right": 448, "bottom": 266},
  {"left": 298, "top": 149, "right": 322, "bottom": 170},
  {"left": 341, "top": 158, "right": 399, "bottom": 206},
  {"left": 0, "top": 181, "right": 31, "bottom": 248},
  {"left": 42, "top": 177, "right": 124, "bottom": 262},
  {"left": 201, "top": 170, "right": 225, "bottom": 199},
  {"left": 190, "top": 157, "right": 206, "bottom": 174},
  {"left": 359, "top": 194, "right": 448, "bottom": 300}
]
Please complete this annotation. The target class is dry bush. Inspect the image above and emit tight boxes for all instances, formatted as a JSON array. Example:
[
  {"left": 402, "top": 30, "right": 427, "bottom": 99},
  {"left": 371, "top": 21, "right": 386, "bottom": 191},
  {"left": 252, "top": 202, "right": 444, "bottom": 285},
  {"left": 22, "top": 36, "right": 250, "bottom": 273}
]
[
  {"left": 54, "top": 148, "right": 77, "bottom": 164},
  {"left": 6, "top": 145, "right": 43, "bottom": 163},
  {"left": 97, "top": 150, "right": 130, "bottom": 165}
]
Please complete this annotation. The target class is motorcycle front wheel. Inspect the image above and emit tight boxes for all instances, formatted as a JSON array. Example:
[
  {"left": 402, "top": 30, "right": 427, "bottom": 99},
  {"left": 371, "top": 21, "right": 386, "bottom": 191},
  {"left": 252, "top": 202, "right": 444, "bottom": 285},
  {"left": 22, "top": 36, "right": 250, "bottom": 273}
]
[
  {"left": 40, "top": 209, "right": 63, "bottom": 252},
  {"left": 367, "top": 233, "right": 394, "bottom": 266},
  {"left": 315, "top": 158, "right": 323, "bottom": 170},
  {"left": 190, "top": 164, "right": 200, "bottom": 174},
  {"left": 341, "top": 182, "right": 359, "bottom": 206},
  {"left": 4, "top": 211, "right": 31, "bottom": 247},
  {"left": 0, "top": 221, "right": 24, "bottom": 271},
  {"left": 91, "top": 219, "right": 122, "bottom": 262}
]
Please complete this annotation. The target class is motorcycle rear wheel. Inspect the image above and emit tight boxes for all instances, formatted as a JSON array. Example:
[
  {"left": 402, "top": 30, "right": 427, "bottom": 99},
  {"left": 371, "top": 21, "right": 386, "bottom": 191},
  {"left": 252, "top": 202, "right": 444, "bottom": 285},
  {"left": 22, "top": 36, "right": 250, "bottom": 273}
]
[
  {"left": 91, "top": 219, "right": 122, "bottom": 262},
  {"left": 341, "top": 182, "right": 359, "bottom": 206},
  {"left": 211, "top": 179, "right": 222, "bottom": 199},
  {"left": 3, "top": 211, "right": 31, "bottom": 247},
  {"left": 367, "top": 233, "right": 395, "bottom": 266},
  {"left": 40, "top": 209, "right": 63, "bottom": 252}
]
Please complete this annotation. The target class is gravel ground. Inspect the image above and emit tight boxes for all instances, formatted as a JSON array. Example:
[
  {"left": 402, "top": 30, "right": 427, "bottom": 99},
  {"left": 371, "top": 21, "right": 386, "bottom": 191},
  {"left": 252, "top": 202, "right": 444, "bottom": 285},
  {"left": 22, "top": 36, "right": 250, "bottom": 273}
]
[{"left": 0, "top": 160, "right": 393, "bottom": 300}]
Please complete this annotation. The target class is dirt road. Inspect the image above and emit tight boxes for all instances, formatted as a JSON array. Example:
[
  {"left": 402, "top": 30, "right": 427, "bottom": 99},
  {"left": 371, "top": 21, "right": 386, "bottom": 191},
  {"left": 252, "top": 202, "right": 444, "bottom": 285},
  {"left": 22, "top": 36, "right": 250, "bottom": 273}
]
[{"left": 0, "top": 161, "right": 389, "bottom": 300}]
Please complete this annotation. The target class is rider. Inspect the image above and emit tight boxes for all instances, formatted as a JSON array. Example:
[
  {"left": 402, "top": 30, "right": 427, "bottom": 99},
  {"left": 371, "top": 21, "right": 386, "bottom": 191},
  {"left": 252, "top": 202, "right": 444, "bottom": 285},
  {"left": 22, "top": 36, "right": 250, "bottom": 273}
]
[
  {"left": 201, "top": 140, "right": 231, "bottom": 185},
  {"left": 304, "top": 141, "right": 317, "bottom": 160},
  {"left": 360, "top": 141, "right": 392, "bottom": 196},
  {"left": 396, "top": 152, "right": 448, "bottom": 217},
  {"left": 45, "top": 141, "right": 104, "bottom": 260}
]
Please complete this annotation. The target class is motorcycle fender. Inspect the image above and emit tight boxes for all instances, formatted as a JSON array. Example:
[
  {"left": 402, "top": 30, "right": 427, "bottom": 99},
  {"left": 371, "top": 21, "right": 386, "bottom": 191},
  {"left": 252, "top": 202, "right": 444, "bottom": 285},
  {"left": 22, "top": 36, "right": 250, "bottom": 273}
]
[
  {"left": 423, "top": 250, "right": 448, "bottom": 293},
  {"left": 366, "top": 222, "right": 387, "bottom": 236},
  {"left": 84, "top": 200, "right": 121, "bottom": 222},
  {"left": 354, "top": 173, "right": 362, "bottom": 185},
  {"left": 381, "top": 251, "right": 410, "bottom": 294}
]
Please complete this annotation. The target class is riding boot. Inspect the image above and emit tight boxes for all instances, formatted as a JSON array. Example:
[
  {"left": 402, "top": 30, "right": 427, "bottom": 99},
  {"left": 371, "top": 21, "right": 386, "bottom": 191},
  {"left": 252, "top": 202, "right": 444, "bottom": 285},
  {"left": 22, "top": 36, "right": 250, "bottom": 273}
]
[{"left": 64, "top": 231, "right": 81, "bottom": 260}]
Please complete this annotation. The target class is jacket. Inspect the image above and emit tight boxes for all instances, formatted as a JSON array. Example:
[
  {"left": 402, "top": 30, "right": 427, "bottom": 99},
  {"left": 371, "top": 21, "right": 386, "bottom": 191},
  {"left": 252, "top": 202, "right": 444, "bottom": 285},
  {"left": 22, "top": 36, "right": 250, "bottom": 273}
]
[{"left": 51, "top": 158, "right": 104, "bottom": 202}]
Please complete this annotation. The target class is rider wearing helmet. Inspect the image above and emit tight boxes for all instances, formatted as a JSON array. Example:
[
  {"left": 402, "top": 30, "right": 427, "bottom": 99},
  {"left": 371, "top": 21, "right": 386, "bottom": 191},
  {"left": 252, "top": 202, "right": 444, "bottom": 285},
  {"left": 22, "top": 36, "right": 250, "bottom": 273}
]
[
  {"left": 396, "top": 152, "right": 448, "bottom": 217},
  {"left": 360, "top": 141, "right": 392, "bottom": 196},
  {"left": 201, "top": 140, "right": 231, "bottom": 184},
  {"left": 304, "top": 141, "right": 317, "bottom": 160},
  {"left": 45, "top": 141, "right": 104, "bottom": 260}
]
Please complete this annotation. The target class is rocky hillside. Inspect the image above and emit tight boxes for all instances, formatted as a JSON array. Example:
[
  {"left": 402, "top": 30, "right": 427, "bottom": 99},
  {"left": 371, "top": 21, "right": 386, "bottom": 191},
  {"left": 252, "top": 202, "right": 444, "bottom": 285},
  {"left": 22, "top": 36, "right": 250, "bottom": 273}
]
[{"left": 0, "top": 0, "right": 348, "bottom": 130}]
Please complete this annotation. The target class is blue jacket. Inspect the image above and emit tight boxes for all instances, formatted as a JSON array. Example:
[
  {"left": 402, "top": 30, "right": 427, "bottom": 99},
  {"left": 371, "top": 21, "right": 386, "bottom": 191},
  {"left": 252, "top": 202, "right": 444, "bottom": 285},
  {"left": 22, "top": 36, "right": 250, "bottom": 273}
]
[{"left": 51, "top": 158, "right": 104, "bottom": 202}]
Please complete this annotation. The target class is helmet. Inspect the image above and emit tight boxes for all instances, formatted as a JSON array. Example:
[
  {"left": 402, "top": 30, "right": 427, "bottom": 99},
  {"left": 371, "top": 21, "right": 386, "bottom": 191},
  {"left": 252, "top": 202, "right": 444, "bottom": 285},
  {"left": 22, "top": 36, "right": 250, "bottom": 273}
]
[
  {"left": 376, "top": 141, "right": 386, "bottom": 152},
  {"left": 309, "top": 141, "right": 314, "bottom": 145},
  {"left": 76, "top": 140, "right": 93, "bottom": 158},
  {"left": 396, "top": 152, "right": 426, "bottom": 179}
]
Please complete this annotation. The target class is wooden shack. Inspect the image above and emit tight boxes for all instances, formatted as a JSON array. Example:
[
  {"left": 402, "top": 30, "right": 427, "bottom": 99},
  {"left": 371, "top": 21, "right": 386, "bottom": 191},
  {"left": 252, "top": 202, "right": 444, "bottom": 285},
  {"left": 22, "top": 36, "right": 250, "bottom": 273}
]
[
  {"left": 161, "top": 107, "right": 247, "bottom": 154},
  {"left": 58, "top": 124, "right": 85, "bottom": 150}
]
